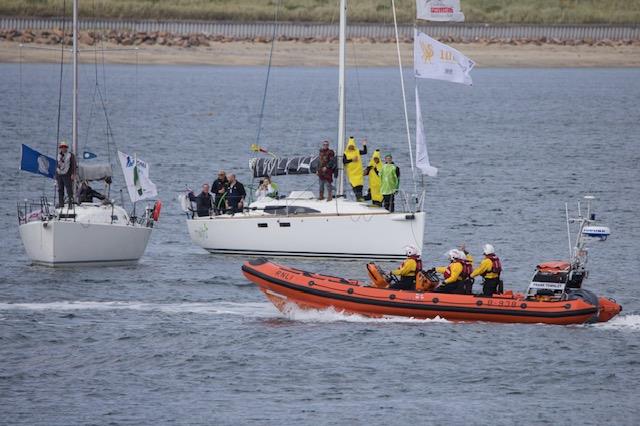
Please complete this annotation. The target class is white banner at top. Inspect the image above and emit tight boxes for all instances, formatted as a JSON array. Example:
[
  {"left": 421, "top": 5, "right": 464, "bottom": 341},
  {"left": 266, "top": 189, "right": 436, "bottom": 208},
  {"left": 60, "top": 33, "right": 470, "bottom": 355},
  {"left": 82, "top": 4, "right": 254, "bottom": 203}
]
[
  {"left": 117, "top": 151, "right": 158, "bottom": 203},
  {"left": 417, "top": 0, "right": 465, "bottom": 22}
]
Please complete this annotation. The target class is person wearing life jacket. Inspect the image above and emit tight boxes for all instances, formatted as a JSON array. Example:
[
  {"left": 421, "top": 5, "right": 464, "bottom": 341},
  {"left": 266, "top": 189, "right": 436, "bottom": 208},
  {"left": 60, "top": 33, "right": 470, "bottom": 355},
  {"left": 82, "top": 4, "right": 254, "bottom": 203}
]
[
  {"left": 363, "top": 149, "right": 383, "bottom": 206},
  {"left": 380, "top": 154, "right": 400, "bottom": 212},
  {"left": 343, "top": 136, "right": 367, "bottom": 201},
  {"left": 470, "top": 244, "right": 503, "bottom": 296},
  {"left": 433, "top": 249, "right": 473, "bottom": 294},
  {"left": 459, "top": 243, "right": 474, "bottom": 268},
  {"left": 390, "top": 245, "right": 422, "bottom": 290}
]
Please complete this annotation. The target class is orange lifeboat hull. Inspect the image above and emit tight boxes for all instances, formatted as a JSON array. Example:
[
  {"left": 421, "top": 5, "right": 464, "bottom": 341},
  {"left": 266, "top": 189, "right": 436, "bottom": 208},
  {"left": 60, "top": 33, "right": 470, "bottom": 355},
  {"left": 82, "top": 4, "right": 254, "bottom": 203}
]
[{"left": 242, "top": 259, "right": 621, "bottom": 325}]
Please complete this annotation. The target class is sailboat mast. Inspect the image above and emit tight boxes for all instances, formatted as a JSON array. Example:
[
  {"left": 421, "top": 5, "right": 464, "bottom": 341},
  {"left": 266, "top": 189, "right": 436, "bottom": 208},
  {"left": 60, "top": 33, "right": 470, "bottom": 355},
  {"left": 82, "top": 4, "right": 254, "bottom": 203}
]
[
  {"left": 72, "top": 0, "right": 79, "bottom": 158},
  {"left": 336, "top": 0, "right": 347, "bottom": 196}
]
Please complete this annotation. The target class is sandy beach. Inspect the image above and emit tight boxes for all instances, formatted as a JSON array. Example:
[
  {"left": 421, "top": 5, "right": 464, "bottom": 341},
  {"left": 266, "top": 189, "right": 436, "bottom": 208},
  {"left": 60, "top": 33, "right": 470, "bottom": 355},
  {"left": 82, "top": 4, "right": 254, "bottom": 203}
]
[{"left": 1, "top": 40, "right": 639, "bottom": 67}]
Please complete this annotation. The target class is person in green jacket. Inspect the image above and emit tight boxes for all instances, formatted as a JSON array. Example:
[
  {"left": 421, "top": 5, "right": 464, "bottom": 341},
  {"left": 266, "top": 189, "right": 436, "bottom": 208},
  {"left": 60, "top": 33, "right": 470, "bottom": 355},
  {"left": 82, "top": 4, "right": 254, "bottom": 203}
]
[{"left": 380, "top": 154, "right": 400, "bottom": 212}]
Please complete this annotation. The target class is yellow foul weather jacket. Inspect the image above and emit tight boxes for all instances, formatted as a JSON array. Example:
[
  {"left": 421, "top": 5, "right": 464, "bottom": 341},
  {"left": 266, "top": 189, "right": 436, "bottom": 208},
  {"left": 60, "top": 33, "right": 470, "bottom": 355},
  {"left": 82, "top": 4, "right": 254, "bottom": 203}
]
[
  {"left": 471, "top": 257, "right": 500, "bottom": 279},
  {"left": 344, "top": 137, "right": 364, "bottom": 187},
  {"left": 436, "top": 262, "right": 464, "bottom": 284},
  {"left": 393, "top": 258, "right": 418, "bottom": 277}
]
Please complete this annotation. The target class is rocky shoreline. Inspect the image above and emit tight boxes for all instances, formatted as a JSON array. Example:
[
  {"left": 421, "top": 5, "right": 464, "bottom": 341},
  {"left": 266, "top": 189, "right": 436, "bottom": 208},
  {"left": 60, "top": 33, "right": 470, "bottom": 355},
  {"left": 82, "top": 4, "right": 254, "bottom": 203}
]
[{"left": 2, "top": 28, "right": 640, "bottom": 48}]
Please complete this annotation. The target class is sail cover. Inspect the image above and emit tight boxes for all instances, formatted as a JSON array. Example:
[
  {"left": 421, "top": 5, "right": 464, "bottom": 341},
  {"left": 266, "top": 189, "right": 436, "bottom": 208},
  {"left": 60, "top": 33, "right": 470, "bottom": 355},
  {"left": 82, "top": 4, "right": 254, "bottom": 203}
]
[
  {"left": 77, "top": 162, "right": 112, "bottom": 181},
  {"left": 250, "top": 156, "right": 319, "bottom": 178}
]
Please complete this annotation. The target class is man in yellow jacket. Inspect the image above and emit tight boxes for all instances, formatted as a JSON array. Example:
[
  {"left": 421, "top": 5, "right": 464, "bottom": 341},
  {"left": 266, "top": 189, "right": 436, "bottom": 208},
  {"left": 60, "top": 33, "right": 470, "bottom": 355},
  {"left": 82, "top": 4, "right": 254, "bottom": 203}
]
[
  {"left": 343, "top": 136, "right": 367, "bottom": 201},
  {"left": 433, "top": 249, "right": 473, "bottom": 294},
  {"left": 470, "top": 244, "right": 503, "bottom": 296},
  {"left": 391, "top": 245, "right": 422, "bottom": 290},
  {"left": 364, "top": 149, "right": 383, "bottom": 206}
]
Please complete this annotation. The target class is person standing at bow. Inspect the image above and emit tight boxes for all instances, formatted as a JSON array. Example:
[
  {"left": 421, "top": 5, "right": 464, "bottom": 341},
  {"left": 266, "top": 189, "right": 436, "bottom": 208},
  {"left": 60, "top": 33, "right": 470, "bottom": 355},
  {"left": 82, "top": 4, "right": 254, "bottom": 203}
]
[
  {"left": 317, "top": 140, "right": 336, "bottom": 201},
  {"left": 188, "top": 183, "right": 214, "bottom": 217},
  {"left": 364, "top": 149, "right": 383, "bottom": 206},
  {"left": 470, "top": 244, "right": 503, "bottom": 296},
  {"left": 55, "top": 141, "right": 76, "bottom": 208},
  {"left": 380, "top": 154, "right": 400, "bottom": 212},
  {"left": 343, "top": 136, "right": 367, "bottom": 201}
]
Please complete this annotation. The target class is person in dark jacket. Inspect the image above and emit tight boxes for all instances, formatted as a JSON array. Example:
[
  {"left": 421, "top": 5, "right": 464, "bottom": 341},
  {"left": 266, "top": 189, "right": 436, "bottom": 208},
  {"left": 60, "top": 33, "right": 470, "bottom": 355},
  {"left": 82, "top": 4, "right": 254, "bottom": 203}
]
[
  {"left": 225, "top": 174, "right": 246, "bottom": 214},
  {"left": 78, "top": 181, "right": 106, "bottom": 203},
  {"left": 188, "top": 183, "right": 214, "bottom": 217},
  {"left": 211, "top": 170, "right": 229, "bottom": 214},
  {"left": 55, "top": 141, "right": 76, "bottom": 208}
]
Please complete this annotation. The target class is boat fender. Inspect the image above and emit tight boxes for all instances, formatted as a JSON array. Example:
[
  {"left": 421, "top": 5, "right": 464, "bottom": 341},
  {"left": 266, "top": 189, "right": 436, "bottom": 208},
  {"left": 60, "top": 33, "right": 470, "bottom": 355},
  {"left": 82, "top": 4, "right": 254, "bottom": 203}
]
[
  {"left": 152, "top": 200, "right": 162, "bottom": 221},
  {"left": 520, "top": 303, "right": 527, "bottom": 309},
  {"left": 389, "top": 294, "right": 396, "bottom": 300},
  {"left": 476, "top": 300, "right": 483, "bottom": 306},
  {"left": 432, "top": 297, "right": 439, "bottom": 304},
  {"left": 308, "top": 280, "right": 315, "bottom": 287},
  {"left": 347, "top": 288, "right": 354, "bottom": 294}
]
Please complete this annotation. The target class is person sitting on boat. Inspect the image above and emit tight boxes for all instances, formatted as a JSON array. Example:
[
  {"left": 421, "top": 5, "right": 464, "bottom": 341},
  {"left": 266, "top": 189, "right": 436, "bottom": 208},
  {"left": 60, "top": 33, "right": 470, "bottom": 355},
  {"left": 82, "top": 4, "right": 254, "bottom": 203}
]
[
  {"left": 470, "top": 244, "right": 503, "bottom": 296},
  {"left": 255, "top": 176, "right": 278, "bottom": 199},
  {"left": 390, "top": 245, "right": 422, "bottom": 290},
  {"left": 380, "top": 154, "right": 400, "bottom": 212},
  {"left": 55, "top": 140, "right": 76, "bottom": 208},
  {"left": 225, "top": 174, "right": 246, "bottom": 214},
  {"left": 363, "top": 149, "right": 383, "bottom": 206},
  {"left": 211, "top": 170, "right": 229, "bottom": 214},
  {"left": 433, "top": 249, "right": 473, "bottom": 294},
  {"left": 77, "top": 180, "right": 106, "bottom": 204},
  {"left": 317, "top": 140, "right": 336, "bottom": 201},
  {"left": 343, "top": 136, "right": 367, "bottom": 201},
  {"left": 188, "top": 183, "right": 214, "bottom": 217}
]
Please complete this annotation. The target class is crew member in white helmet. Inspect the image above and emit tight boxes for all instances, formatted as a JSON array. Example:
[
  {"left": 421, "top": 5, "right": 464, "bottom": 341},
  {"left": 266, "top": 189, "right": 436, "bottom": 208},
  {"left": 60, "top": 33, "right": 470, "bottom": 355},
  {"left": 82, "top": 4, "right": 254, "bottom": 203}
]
[
  {"left": 470, "top": 244, "right": 503, "bottom": 296},
  {"left": 390, "top": 245, "right": 422, "bottom": 290},
  {"left": 433, "top": 249, "right": 473, "bottom": 294}
]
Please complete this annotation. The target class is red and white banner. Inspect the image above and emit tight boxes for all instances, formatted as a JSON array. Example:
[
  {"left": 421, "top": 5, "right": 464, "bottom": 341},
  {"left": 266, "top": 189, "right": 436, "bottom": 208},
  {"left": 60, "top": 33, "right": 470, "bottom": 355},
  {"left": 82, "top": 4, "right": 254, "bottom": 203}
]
[{"left": 417, "top": 0, "right": 465, "bottom": 22}]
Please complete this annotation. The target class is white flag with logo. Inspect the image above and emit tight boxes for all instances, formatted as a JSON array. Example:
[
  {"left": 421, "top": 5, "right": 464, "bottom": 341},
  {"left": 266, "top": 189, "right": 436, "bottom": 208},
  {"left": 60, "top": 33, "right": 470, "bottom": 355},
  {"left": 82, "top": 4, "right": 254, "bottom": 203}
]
[
  {"left": 117, "top": 151, "right": 158, "bottom": 202},
  {"left": 414, "top": 30, "right": 475, "bottom": 85},
  {"left": 417, "top": 0, "right": 465, "bottom": 22},
  {"left": 415, "top": 86, "right": 438, "bottom": 177}
]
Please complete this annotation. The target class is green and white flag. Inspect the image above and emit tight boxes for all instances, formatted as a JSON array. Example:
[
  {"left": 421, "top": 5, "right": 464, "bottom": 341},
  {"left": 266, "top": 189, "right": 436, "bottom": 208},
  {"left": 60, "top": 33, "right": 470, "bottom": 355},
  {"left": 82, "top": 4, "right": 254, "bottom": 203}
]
[{"left": 117, "top": 151, "right": 158, "bottom": 202}]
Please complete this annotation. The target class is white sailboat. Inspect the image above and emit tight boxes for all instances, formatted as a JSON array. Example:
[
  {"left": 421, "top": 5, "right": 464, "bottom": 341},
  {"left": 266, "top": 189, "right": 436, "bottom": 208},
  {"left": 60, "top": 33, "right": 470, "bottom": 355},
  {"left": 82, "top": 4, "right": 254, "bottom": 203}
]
[
  {"left": 17, "top": 0, "right": 157, "bottom": 267},
  {"left": 182, "top": 0, "right": 426, "bottom": 261}
]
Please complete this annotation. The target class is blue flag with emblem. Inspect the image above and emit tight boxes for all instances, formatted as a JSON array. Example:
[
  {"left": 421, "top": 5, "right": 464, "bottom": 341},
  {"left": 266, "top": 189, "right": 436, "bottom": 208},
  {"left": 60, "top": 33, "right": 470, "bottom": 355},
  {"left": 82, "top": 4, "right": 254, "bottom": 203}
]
[
  {"left": 20, "top": 144, "right": 56, "bottom": 179},
  {"left": 83, "top": 151, "right": 97, "bottom": 160}
]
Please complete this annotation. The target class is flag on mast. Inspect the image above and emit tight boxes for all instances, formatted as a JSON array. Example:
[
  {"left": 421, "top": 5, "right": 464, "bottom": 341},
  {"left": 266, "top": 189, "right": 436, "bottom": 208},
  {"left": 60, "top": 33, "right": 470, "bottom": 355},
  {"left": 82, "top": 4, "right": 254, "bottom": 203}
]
[
  {"left": 417, "top": 0, "right": 465, "bottom": 22},
  {"left": 415, "top": 86, "right": 438, "bottom": 177},
  {"left": 414, "top": 29, "right": 475, "bottom": 85},
  {"left": 117, "top": 151, "right": 158, "bottom": 202}
]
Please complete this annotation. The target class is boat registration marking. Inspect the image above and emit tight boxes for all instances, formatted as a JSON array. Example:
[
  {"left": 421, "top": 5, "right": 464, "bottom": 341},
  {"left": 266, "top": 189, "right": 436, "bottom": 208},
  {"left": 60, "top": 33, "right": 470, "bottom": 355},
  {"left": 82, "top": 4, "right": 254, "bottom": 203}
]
[{"left": 275, "top": 270, "right": 295, "bottom": 281}]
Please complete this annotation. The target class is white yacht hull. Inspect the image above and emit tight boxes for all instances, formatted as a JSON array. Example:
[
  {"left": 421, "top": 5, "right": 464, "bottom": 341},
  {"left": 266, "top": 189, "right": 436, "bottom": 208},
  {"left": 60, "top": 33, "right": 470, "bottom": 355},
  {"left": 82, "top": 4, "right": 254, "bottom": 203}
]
[
  {"left": 19, "top": 220, "right": 153, "bottom": 267},
  {"left": 186, "top": 211, "right": 425, "bottom": 260}
]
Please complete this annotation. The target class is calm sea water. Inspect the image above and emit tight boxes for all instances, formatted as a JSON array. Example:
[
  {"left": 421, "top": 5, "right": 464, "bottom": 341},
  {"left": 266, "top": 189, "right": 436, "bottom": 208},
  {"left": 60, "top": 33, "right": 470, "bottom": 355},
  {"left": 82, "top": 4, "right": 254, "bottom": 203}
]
[{"left": 0, "top": 63, "right": 639, "bottom": 425}]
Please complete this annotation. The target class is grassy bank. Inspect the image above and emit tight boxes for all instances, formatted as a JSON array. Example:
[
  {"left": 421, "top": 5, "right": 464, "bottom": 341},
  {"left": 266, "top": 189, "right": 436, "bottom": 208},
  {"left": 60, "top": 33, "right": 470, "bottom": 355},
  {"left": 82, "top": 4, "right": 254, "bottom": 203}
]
[{"left": 1, "top": 0, "right": 640, "bottom": 24}]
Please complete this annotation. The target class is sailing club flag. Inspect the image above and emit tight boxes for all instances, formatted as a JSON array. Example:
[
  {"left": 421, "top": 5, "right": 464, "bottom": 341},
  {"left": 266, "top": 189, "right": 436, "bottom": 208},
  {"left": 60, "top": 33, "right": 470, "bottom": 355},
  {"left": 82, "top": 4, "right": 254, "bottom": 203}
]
[
  {"left": 20, "top": 144, "right": 56, "bottom": 179},
  {"left": 414, "top": 30, "right": 475, "bottom": 86},
  {"left": 415, "top": 87, "right": 438, "bottom": 177},
  {"left": 83, "top": 151, "right": 97, "bottom": 160},
  {"left": 417, "top": 0, "right": 465, "bottom": 22},
  {"left": 117, "top": 150, "right": 158, "bottom": 202}
]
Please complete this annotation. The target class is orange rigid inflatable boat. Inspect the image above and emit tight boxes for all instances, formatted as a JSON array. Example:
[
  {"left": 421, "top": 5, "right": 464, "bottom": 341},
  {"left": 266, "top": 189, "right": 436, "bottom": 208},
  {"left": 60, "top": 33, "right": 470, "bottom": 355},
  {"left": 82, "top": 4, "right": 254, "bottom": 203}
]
[{"left": 241, "top": 259, "right": 622, "bottom": 325}]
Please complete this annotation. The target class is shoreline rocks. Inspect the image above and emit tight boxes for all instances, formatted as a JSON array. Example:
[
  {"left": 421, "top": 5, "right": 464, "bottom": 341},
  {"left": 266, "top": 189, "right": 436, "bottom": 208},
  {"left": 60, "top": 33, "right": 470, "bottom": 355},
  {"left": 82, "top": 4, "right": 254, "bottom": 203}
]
[{"left": 1, "top": 28, "right": 639, "bottom": 47}]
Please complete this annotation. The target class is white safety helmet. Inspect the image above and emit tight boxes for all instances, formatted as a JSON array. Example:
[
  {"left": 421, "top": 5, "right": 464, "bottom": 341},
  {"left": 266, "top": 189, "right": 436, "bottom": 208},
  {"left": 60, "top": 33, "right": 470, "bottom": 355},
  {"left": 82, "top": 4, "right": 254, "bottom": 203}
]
[
  {"left": 454, "top": 249, "right": 467, "bottom": 260},
  {"left": 446, "top": 249, "right": 458, "bottom": 261},
  {"left": 483, "top": 244, "right": 495, "bottom": 255},
  {"left": 404, "top": 245, "right": 418, "bottom": 257}
]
